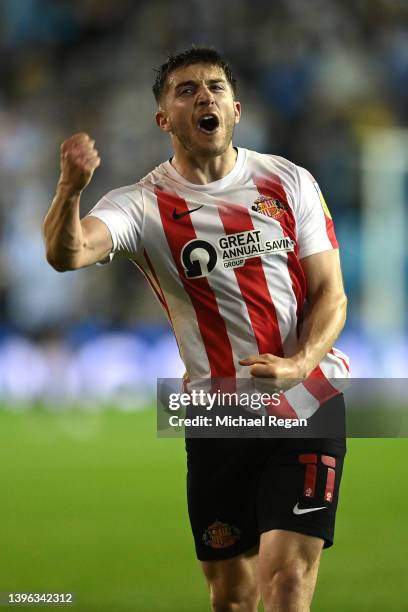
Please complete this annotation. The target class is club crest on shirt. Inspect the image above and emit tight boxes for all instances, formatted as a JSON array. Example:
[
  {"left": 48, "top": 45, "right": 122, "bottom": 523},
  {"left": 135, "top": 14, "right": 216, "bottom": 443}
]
[
  {"left": 203, "top": 520, "right": 241, "bottom": 549},
  {"left": 252, "top": 194, "right": 286, "bottom": 218}
]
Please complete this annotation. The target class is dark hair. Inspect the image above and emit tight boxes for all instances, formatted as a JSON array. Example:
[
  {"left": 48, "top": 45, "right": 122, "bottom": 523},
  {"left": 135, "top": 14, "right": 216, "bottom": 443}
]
[{"left": 152, "top": 46, "right": 237, "bottom": 104}]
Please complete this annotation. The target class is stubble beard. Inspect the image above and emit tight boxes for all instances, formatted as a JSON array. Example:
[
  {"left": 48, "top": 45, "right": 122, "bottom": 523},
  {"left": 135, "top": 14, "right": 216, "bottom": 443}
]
[{"left": 172, "top": 108, "right": 236, "bottom": 159}]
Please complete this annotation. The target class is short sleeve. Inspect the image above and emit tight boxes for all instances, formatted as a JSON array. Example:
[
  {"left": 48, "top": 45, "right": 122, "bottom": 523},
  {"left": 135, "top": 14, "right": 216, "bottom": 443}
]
[
  {"left": 295, "top": 166, "right": 338, "bottom": 260},
  {"left": 87, "top": 185, "right": 144, "bottom": 264}
]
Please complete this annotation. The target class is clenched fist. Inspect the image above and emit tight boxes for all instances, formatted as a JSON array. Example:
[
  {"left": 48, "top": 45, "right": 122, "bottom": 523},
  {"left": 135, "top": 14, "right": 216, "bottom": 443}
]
[
  {"left": 239, "top": 353, "right": 307, "bottom": 391},
  {"left": 59, "top": 132, "right": 101, "bottom": 194}
]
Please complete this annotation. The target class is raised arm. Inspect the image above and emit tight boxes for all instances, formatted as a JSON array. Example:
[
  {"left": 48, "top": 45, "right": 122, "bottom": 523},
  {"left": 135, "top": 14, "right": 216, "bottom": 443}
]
[{"left": 43, "top": 132, "right": 113, "bottom": 271}]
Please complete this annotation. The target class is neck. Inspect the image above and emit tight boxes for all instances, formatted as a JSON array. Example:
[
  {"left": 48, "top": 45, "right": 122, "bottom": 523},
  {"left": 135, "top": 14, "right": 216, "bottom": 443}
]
[{"left": 170, "top": 144, "right": 237, "bottom": 185}]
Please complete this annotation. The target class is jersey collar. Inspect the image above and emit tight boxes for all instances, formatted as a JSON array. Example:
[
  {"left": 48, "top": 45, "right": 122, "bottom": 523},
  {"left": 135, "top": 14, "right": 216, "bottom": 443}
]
[{"left": 163, "top": 147, "right": 247, "bottom": 192}]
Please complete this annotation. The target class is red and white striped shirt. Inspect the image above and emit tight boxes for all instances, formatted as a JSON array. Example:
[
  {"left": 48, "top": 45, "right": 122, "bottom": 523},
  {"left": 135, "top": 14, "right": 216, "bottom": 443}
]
[{"left": 88, "top": 148, "right": 350, "bottom": 416}]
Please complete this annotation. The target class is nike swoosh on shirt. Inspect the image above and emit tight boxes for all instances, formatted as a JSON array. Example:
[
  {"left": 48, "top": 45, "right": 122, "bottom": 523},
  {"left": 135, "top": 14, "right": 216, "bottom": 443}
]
[
  {"left": 172, "top": 205, "right": 203, "bottom": 220},
  {"left": 293, "top": 503, "right": 327, "bottom": 515}
]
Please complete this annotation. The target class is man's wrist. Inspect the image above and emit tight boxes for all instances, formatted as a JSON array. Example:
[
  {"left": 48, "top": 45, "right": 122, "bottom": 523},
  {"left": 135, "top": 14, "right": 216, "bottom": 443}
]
[
  {"left": 290, "top": 352, "right": 314, "bottom": 379},
  {"left": 56, "top": 179, "right": 82, "bottom": 200}
]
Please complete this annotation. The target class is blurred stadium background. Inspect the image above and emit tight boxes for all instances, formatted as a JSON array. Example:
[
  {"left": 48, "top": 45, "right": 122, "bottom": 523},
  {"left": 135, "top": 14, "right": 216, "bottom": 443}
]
[{"left": 0, "top": 0, "right": 407, "bottom": 610}]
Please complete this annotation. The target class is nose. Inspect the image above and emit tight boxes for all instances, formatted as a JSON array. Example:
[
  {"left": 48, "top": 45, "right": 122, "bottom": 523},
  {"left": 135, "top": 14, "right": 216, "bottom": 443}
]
[{"left": 197, "top": 84, "right": 215, "bottom": 106}]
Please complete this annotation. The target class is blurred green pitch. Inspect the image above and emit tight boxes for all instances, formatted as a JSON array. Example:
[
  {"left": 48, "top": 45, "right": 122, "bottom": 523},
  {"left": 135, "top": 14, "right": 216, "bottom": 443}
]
[{"left": 0, "top": 408, "right": 406, "bottom": 612}]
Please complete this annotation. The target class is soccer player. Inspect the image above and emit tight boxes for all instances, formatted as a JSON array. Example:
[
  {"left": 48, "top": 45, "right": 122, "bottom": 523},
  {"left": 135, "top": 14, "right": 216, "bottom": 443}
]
[{"left": 44, "top": 47, "right": 349, "bottom": 612}]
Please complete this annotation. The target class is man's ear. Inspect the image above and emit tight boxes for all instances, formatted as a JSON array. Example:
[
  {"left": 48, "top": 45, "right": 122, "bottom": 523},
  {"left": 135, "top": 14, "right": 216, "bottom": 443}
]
[
  {"left": 156, "top": 109, "right": 172, "bottom": 133},
  {"left": 233, "top": 100, "right": 241, "bottom": 125}
]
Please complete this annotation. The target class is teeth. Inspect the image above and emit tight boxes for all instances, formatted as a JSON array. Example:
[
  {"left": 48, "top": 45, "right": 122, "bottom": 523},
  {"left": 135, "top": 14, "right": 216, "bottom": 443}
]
[{"left": 198, "top": 115, "right": 215, "bottom": 125}]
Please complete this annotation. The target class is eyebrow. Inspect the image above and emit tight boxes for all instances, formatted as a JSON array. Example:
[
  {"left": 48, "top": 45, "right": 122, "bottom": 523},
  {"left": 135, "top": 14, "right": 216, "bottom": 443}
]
[{"left": 174, "top": 78, "right": 226, "bottom": 90}]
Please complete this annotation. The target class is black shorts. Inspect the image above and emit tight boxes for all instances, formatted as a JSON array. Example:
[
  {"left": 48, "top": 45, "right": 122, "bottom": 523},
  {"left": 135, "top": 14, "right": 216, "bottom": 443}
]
[{"left": 186, "top": 398, "right": 346, "bottom": 561}]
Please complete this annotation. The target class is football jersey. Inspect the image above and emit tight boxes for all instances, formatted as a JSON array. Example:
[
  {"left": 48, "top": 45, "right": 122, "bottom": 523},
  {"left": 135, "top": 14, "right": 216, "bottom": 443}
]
[{"left": 88, "top": 147, "right": 350, "bottom": 417}]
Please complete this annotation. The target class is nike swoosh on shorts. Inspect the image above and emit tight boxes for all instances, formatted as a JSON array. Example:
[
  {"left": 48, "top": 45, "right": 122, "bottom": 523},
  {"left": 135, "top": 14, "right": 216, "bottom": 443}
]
[{"left": 293, "top": 503, "right": 327, "bottom": 515}]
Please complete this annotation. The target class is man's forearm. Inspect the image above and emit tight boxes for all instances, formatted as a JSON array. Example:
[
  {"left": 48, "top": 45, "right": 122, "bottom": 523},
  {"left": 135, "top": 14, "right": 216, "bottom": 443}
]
[
  {"left": 43, "top": 182, "right": 85, "bottom": 271},
  {"left": 292, "top": 288, "right": 347, "bottom": 377},
  {"left": 44, "top": 132, "right": 101, "bottom": 271}
]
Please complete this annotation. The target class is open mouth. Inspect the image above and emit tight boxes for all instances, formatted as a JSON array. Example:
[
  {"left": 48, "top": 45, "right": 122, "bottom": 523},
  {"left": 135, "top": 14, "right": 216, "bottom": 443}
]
[{"left": 197, "top": 114, "right": 220, "bottom": 134}]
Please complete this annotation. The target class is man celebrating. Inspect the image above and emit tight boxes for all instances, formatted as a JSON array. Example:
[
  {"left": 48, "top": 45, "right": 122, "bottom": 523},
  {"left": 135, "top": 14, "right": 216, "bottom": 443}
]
[{"left": 44, "top": 47, "right": 349, "bottom": 612}]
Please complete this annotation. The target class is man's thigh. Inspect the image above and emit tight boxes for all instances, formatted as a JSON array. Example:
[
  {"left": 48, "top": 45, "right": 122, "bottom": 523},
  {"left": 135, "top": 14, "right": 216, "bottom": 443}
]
[
  {"left": 256, "top": 438, "right": 346, "bottom": 548},
  {"left": 259, "top": 529, "right": 323, "bottom": 570},
  {"left": 186, "top": 437, "right": 263, "bottom": 561}
]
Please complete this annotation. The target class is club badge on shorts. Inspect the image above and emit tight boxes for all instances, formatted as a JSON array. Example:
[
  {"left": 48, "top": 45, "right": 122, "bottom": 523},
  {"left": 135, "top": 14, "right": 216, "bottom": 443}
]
[
  {"left": 252, "top": 194, "right": 286, "bottom": 218},
  {"left": 203, "top": 520, "right": 241, "bottom": 549}
]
